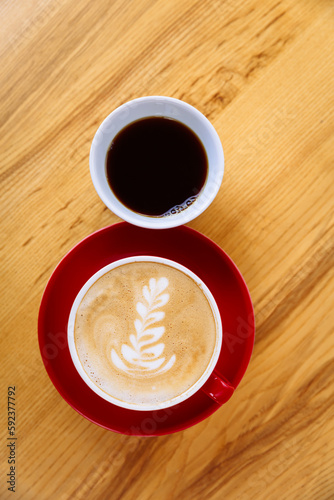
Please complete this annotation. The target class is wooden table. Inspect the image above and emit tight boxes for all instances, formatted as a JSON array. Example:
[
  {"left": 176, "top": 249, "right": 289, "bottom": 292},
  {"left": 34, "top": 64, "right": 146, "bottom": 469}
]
[{"left": 1, "top": 0, "right": 333, "bottom": 498}]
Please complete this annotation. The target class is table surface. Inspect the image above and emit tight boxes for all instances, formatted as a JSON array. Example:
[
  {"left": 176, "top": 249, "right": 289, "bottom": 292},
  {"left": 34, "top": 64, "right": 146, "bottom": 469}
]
[{"left": 1, "top": 0, "right": 333, "bottom": 499}]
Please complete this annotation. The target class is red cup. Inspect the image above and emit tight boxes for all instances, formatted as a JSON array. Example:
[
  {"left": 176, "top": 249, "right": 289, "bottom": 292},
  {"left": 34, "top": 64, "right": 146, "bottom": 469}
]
[{"left": 38, "top": 223, "right": 254, "bottom": 435}]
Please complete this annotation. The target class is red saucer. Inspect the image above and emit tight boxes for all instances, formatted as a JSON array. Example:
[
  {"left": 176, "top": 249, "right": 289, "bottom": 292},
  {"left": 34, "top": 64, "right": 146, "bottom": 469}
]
[{"left": 38, "top": 223, "right": 254, "bottom": 436}]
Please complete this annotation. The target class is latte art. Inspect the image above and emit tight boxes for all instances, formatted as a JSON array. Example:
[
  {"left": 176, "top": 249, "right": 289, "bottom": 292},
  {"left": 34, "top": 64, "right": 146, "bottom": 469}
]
[
  {"left": 111, "top": 277, "right": 176, "bottom": 374},
  {"left": 69, "top": 259, "right": 221, "bottom": 410}
]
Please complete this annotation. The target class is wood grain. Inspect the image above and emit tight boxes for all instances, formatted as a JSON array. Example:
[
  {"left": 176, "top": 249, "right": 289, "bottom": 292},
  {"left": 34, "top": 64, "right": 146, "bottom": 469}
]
[{"left": 1, "top": 0, "right": 333, "bottom": 499}]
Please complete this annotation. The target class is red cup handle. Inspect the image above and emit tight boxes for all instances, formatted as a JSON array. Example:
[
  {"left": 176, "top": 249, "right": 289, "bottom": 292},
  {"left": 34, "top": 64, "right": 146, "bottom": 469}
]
[{"left": 201, "top": 372, "right": 234, "bottom": 404}]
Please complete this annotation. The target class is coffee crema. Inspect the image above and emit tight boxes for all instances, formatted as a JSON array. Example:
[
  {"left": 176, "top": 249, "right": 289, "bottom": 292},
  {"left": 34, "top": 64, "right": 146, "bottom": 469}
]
[
  {"left": 105, "top": 117, "right": 208, "bottom": 217},
  {"left": 72, "top": 261, "right": 218, "bottom": 408}
]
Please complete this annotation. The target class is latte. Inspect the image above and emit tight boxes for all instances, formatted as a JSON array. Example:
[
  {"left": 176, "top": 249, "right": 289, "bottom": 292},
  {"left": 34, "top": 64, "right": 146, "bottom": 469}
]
[{"left": 68, "top": 258, "right": 221, "bottom": 410}]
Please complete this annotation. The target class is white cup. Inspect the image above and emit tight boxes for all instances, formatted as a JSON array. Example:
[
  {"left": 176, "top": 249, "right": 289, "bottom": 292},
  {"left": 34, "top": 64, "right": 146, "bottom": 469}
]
[
  {"left": 67, "top": 256, "right": 223, "bottom": 411},
  {"left": 89, "top": 96, "right": 224, "bottom": 229}
]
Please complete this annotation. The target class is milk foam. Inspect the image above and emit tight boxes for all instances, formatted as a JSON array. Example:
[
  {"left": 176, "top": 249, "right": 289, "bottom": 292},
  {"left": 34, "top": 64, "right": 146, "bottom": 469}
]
[
  {"left": 73, "top": 262, "right": 218, "bottom": 407},
  {"left": 111, "top": 277, "right": 176, "bottom": 374}
]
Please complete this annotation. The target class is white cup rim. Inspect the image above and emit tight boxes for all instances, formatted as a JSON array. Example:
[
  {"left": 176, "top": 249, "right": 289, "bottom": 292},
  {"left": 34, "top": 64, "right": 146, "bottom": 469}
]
[
  {"left": 67, "top": 255, "right": 223, "bottom": 411},
  {"left": 89, "top": 96, "right": 224, "bottom": 229}
]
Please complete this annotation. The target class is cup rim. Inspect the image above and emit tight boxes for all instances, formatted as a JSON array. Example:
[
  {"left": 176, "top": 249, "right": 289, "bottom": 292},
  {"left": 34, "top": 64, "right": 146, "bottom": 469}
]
[
  {"left": 89, "top": 96, "right": 224, "bottom": 229},
  {"left": 67, "top": 255, "right": 223, "bottom": 411}
]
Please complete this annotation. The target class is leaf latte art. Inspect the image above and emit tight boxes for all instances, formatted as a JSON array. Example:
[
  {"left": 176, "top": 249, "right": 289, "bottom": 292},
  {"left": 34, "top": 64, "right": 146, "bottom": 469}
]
[
  {"left": 72, "top": 261, "right": 218, "bottom": 409},
  {"left": 111, "top": 278, "right": 176, "bottom": 374}
]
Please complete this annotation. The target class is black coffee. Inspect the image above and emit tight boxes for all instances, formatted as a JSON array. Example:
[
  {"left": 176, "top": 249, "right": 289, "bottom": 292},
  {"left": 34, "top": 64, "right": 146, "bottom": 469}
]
[{"left": 106, "top": 117, "right": 208, "bottom": 216}]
